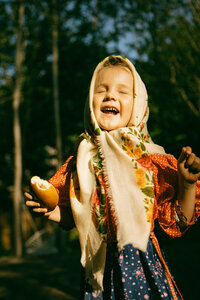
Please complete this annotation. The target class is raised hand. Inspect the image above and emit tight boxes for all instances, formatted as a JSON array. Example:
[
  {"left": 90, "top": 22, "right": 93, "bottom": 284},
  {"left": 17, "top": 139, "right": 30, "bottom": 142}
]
[{"left": 178, "top": 146, "right": 200, "bottom": 184}]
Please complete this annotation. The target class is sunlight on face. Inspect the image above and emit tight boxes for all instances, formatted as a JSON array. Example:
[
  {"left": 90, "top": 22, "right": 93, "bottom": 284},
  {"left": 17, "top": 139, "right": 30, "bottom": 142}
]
[{"left": 93, "top": 66, "right": 134, "bottom": 131}]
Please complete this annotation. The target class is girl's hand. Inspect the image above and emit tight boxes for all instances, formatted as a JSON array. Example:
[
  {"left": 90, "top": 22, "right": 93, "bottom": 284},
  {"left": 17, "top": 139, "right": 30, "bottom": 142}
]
[
  {"left": 24, "top": 192, "right": 49, "bottom": 216},
  {"left": 178, "top": 146, "right": 200, "bottom": 185},
  {"left": 24, "top": 192, "right": 61, "bottom": 221}
]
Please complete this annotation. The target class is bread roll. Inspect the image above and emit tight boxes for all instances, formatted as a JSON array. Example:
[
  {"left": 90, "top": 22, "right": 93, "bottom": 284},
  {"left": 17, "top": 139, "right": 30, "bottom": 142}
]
[{"left": 30, "top": 176, "right": 59, "bottom": 210}]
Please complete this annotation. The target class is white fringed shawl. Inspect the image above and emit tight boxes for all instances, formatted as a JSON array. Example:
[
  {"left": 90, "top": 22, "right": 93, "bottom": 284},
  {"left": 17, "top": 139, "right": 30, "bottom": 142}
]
[{"left": 69, "top": 56, "right": 165, "bottom": 293}]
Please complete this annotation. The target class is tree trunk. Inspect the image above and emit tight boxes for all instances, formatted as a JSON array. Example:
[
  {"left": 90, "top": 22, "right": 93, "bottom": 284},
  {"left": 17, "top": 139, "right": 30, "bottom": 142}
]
[
  {"left": 12, "top": 0, "right": 25, "bottom": 257},
  {"left": 52, "top": 0, "right": 62, "bottom": 166},
  {"left": 52, "top": 0, "right": 64, "bottom": 252}
]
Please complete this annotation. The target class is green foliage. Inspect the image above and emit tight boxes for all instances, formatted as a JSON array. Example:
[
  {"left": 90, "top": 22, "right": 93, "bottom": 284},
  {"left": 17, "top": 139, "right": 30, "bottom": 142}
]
[{"left": 122, "top": 0, "right": 200, "bottom": 156}]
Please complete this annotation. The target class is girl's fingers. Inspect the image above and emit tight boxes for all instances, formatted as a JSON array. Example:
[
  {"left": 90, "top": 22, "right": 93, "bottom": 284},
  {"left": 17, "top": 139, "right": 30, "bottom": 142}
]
[
  {"left": 25, "top": 191, "right": 49, "bottom": 214},
  {"left": 184, "top": 151, "right": 200, "bottom": 173},
  {"left": 24, "top": 192, "right": 40, "bottom": 203},
  {"left": 26, "top": 200, "right": 41, "bottom": 207},
  {"left": 178, "top": 146, "right": 192, "bottom": 164},
  {"left": 185, "top": 153, "right": 195, "bottom": 168},
  {"left": 44, "top": 211, "right": 52, "bottom": 217},
  {"left": 24, "top": 192, "right": 33, "bottom": 200},
  {"left": 26, "top": 199, "right": 49, "bottom": 214},
  {"left": 178, "top": 147, "right": 186, "bottom": 163},
  {"left": 184, "top": 146, "right": 192, "bottom": 155},
  {"left": 33, "top": 207, "right": 48, "bottom": 213},
  {"left": 189, "top": 158, "right": 200, "bottom": 173}
]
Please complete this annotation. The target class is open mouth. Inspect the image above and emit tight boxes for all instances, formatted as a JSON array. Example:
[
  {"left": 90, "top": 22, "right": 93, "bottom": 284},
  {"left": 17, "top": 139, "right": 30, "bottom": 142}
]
[{"left": 101, "top": 107, "right": 119, "bottom": 115}]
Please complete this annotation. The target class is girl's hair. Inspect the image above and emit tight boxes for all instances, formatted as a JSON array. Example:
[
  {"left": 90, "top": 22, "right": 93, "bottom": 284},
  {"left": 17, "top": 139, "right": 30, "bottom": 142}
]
[{"left": 102, "top": 56, "right": 132, "bottom": 72}]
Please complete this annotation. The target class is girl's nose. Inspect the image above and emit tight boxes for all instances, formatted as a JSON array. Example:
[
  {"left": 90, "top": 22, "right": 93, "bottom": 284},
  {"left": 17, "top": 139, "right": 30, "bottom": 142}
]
[{"left": 104, "top": 90, "right": 116, "bottom": 101}]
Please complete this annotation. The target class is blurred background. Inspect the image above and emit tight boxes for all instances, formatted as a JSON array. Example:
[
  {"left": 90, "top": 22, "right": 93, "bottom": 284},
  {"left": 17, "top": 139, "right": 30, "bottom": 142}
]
[{"left": 0, "top": 0, "right": 200, "bottom": 299}]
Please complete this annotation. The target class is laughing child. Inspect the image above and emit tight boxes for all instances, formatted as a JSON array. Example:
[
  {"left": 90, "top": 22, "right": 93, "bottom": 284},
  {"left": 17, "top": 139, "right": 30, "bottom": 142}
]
[{"left": 25, "top": 55, "right": 200, "bottom": 299}]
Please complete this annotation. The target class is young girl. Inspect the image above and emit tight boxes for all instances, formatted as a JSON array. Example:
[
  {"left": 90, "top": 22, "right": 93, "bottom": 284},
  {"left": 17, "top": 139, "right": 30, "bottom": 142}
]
[{"left": 25, "top": 55, "right": 200, "bottom": 299}]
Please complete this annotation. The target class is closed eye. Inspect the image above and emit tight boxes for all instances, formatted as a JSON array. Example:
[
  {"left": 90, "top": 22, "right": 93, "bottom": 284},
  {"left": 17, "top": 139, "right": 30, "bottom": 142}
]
[
  {"left": 97, "top": 89, "right": 106, "bottom": 93},
  {"left": 95, "top": 86, "right": 107, "bottom": 93},
  {"left": 119, "top": 90, "right": 129, "bottom": 94}
]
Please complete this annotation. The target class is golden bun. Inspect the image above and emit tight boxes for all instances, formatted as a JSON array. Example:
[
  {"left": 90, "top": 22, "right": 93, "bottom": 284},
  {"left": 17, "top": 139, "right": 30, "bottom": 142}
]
[{"left": 30, "top": 176, "right": 59, "bottom": 210}]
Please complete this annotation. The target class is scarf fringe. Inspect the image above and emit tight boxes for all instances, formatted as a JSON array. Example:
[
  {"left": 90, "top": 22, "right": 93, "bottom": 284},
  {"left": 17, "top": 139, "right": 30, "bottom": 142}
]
[{"left": 96, "top": 136, "right": 119, "bottom": 236}]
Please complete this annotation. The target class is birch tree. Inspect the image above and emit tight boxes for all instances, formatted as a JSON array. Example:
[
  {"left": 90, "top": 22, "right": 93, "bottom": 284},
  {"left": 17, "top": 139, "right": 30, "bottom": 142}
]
[
  {"left": 51, "top": 0, "right": 65, "bottom": 252},
  {"left": 52, "top": 0, "right": 62, "bottom": 166},
  {"left": 12, "top": 0, "right": 25, "bottom": 257}
]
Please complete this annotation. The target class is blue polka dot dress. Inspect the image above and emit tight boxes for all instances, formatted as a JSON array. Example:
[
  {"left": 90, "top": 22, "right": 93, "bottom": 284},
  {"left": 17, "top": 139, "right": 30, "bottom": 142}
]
[{"left": 82, "top": 238, "right": 181, "bottom": 299}]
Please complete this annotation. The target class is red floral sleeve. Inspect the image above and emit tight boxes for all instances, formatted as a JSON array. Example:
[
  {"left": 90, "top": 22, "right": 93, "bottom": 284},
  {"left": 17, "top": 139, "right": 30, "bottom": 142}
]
[
  {"left": 138, "top": 153, "right": 200, "bottom": 237},
  {"left": 49, "top": 155, "right": 75, "bottom": 207}
]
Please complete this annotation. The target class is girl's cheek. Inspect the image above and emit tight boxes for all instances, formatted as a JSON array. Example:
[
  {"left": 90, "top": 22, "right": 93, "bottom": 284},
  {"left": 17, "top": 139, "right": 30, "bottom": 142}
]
[
  {"left": 92, "top": 98, "right": 97, "bottom": 110},
  {"left": 93, "top": 95, "right": 100, "bottom": 105}
]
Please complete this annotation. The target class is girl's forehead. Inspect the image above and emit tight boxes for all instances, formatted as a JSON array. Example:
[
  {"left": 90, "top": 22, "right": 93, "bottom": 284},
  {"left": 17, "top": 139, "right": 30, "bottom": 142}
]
[{"left": 95, "top": 65, "right": 133, "bottom": 83}]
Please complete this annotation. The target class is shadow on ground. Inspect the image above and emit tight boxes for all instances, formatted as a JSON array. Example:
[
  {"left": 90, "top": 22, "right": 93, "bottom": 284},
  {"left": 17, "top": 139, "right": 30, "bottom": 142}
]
[
  {"left": 0, "top": 250, "right": 81, "bottom": 300},
  {"left": 1, "top": 221, "right": 200, "bottom": 300}
]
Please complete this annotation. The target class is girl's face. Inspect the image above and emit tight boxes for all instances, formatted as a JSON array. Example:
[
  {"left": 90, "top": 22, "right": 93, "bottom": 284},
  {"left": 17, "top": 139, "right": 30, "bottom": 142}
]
[{"left": 93, "top": 66, "right": 134, "bottom": 131}]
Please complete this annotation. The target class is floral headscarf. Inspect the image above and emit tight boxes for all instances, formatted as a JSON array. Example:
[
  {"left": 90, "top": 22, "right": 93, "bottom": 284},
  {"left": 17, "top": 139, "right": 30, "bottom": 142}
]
[{"left": 69, "top": 55, "right": 165, "bottom": 293}]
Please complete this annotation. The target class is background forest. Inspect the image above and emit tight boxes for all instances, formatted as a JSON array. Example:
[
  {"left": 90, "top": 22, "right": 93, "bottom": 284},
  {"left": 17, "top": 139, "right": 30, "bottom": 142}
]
[{"left": 0, "top": 0, "right": 200, "bottom": 296}]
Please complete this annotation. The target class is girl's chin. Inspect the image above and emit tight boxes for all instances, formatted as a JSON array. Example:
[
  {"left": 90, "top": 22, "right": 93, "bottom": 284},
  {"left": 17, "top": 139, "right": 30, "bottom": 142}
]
[
  {"left": 97, "top": 115, "right": 129, "bottom": 131},
  {"left": 100, "top": 123, "right": 120, "bottom": 131},
  {"left": 98, "top": 120, "right": 117, "bottom": 131}
]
